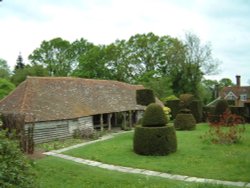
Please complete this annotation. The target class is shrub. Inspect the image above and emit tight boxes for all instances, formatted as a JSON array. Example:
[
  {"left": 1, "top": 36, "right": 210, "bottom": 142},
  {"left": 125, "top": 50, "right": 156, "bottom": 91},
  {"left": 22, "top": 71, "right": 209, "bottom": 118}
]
[
  {"left": 0, "top": 130, "right": 36, "bottom": 188},
  {"left": 214, "top": 99, "right": 229, "bottom": 116},
  {"left": 189, "top": 100, "right": 203, "bottom": 123},
  {"left": 165, "top": 99, "right": 180, "bottom": 120},
  {"left": 200, "top": 124, "right": 246, "bottom": 144},
  {"left": 179, "top": 94, "right": 194, "bottom": 109},
  {"left": 174, "top": 113, "right": 196, "bottom": 130},
  {"left": 163, "top": 106, "right": 171, "bottom": 122},
  {"left": 133, "top": 125, "right": 177, "bottom": 155},
  {"left": 73, "top": 127, "right": 97, "bottom": 139},
  {"left": 142, "top": 103, "right": 167, "bottom": 127},
  {"left": 136, "top": 89, "right": 155, "bottom": 106}
]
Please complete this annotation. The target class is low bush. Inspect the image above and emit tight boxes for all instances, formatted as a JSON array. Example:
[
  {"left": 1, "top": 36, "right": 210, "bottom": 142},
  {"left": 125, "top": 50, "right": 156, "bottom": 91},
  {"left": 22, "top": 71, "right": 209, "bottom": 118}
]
[
  {"left": 200, "top": 124, "right": 246, "bottom": 144},
  {"left": 73, "top": 127, "right": 97, "bottom": 139},
  {"left": 174, "top": 113, "right": 196, "bottom": 130},
  {"left": 0, "top": 130, "right": 36, "bottom": 188},
  {"left": 133, "top": 125, "right": 177, "bottom": 155}
]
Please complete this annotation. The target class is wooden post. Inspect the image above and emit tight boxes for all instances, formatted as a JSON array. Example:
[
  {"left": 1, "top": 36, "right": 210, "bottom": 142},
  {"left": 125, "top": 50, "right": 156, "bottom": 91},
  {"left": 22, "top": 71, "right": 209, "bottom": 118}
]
[
  {"left": 114, "top": 112, "right": 118, "bottom": 126},
  {"left": 108, "top": 113, "right": 113, "bottom": 131},
  {"left": 100, "top": 114, "right": 103, "bottom": 131},
  {"left": 129, "top": 111, "right": 132, "bottom": 128},
  {"left": 122, "top": 112, "right": 127, "bottom": 129}
]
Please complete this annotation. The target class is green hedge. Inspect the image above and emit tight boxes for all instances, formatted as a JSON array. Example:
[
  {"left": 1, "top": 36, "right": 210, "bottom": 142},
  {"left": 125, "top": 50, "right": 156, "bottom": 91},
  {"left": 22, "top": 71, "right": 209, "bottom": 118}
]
[
  {"left": 165, "top": 100, "right": 180, "bottom": 120},
  {"left": 189, "top": 100, "right": 203, "bottom": 123},
  {"left": 142, "top": 103, "right": 167, "bottom": 127},
  {"left": 174, "top": 113, "right": 196, "bottom": 130},
  {"left": 136, "top": 89, "right": 155, "bottom": 106},
  {"left": 133, "top": 125, "right": 177, "bottom": 156}
]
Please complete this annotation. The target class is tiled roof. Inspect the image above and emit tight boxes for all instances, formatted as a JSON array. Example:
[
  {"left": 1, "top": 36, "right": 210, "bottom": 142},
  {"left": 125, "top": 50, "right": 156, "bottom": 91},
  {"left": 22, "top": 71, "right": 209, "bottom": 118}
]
[
  {"left": 220, "top": 86, "right": 250, "bottom": 98},
  {"left": 0, "top": 77, "right": 145, "bottom": 122}
]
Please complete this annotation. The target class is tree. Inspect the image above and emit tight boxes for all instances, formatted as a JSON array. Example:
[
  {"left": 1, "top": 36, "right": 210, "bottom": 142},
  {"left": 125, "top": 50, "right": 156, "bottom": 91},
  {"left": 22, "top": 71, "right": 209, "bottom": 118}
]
[
  {"left": 0, "top": 78, "right": 15, "bottom": 99},
  {"left": 219, "top": 78, "right": 234, "bottom": 87},
  {"left": 0, "top": 58, "right": 11, "bottom": 79},
  {"left": 28, "top": 38, "right": 72, "bottom": 76},
  {"left": 73, "top": 45, "right": 111, "bottom": 79},
  {"left": 15, "top": 53, "right": 25, "bottom": 71},
  {"left": 11, "top": 64, "right": 49, "bottom": 86}
]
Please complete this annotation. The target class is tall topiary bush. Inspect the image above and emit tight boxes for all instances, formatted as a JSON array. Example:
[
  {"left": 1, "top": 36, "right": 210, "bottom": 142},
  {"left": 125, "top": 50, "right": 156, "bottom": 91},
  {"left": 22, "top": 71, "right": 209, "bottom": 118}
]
[
  {"left": 189, "top": 100, "right": 203, "bottom": 123},
  {"left": 136, "top": 89, "right": 155, "bottom": 106},
  {"left": 133, "top": 103, "right": 177, "bottom": 156},
  {"left": 165, "top": 99, "right": 180, "bottom": 120},
  {"left": 142, "top": 103, "right": 167, "bottom": 127},
  {"left": 174, "top": 94, "right": 196, "bottom": 130}
]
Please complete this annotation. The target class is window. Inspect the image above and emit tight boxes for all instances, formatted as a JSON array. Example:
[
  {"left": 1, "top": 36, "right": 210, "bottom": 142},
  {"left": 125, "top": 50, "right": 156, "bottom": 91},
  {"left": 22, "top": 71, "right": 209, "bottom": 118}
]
[{"left": 240, "top": 94, "right": 247, "bottom": 101}]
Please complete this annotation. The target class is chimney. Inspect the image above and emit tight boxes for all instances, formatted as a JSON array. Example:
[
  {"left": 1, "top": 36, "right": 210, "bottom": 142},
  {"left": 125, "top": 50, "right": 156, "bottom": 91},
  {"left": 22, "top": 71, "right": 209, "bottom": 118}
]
[{"left": 236, "top": 75, "right": 241, "bottom": 87}]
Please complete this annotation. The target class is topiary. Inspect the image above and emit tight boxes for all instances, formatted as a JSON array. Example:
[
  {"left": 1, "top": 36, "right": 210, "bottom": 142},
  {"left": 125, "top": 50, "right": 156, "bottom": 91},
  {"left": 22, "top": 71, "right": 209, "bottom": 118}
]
[
  {"left": 133, "top": 125, "right": 177, "bottom": 155},
  {"left": 136, "top": 89, "right": 155, "bottom": 106},
  {"left": 189, "top": 100, "right": 203, "bottom": 123},
  {"left": 214, "top": 99, "right": 229, "bottom": 116},
  {"left": 142, "top": 103, "right": 167, "bottom": 127},
  {"left": 174, "top": 113, "right": 196, "bottom": 130}
]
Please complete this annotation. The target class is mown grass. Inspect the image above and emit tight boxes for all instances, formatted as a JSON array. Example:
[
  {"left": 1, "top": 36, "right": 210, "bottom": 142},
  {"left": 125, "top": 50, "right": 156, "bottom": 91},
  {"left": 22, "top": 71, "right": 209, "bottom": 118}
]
[
  {"left": 34, "top": 156, "right": 236, "bottom": 188},
  {"left": 64, "top": 123, "right": 250, "bottom": 182}
]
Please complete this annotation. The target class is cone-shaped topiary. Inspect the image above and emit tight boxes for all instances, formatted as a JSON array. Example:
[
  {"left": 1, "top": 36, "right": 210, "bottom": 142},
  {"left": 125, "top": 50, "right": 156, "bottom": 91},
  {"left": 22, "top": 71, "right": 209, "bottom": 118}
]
[
  {"left": 174, "top": 113, "right": 196, "bottom": 130},
  {"left": 142, "top": 103, "right": 167, "bottom": 127}
]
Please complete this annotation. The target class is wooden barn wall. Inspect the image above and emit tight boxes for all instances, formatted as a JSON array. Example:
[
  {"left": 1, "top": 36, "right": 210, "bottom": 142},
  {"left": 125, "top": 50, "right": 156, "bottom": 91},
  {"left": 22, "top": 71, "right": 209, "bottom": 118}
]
[{"left": 25, "top": 116, "right": 93, "bottom": 144}]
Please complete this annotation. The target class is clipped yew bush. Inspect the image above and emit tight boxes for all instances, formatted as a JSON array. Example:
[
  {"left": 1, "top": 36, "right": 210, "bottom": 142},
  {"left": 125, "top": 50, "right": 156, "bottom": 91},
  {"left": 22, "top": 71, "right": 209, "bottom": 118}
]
[
  {"left": 133, "top": 103, "right": 177, "bottom": 156},
  {"left": 142, "top": 103, "right": 167, "bottom": 127},
  {"left": 136, "top": 89, "right": 155, "bottom": 106},
  {"left": 214, "top": 99, "right": 229, "bottom": 116},
  {"left": 174, "top": 113, "right": 196, "bottom": 130},
  {"left": 174, "top": 93, "right": 196, "bottom": 130},
  {"left": 133, "top": 125, "right": 177, "bottom": 155}
]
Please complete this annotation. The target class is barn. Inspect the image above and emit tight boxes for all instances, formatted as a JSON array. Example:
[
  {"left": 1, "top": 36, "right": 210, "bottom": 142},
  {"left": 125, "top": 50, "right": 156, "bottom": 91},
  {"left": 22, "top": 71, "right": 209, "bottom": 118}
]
[{"left": 0, "top": 77, "right": 147, "bottom": 143}]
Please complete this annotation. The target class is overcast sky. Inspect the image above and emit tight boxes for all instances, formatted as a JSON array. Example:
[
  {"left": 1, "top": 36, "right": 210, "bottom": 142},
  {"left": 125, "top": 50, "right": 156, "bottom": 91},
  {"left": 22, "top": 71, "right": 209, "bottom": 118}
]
[{"left": 0, "top": 0, "right": 249, "bottom": 85}]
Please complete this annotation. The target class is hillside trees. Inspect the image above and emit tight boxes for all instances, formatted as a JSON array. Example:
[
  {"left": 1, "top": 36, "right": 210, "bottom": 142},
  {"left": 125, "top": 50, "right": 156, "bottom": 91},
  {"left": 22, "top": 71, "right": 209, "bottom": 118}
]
[{"left": 0, "top": 58, "right": 11, "bottom": 79}]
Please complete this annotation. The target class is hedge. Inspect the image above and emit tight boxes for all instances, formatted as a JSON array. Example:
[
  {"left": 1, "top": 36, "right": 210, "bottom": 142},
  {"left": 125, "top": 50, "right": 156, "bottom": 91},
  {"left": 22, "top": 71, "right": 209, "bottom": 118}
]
[
  {"left": 165, "top": 100, "right": 180, "bottom": 120},
  {"left": 136, "top": 89, "right": 155, "bottom": 106},
  {"left": 133, "top": 125, "right": 177, "bottom": 156},
  {"left": 174, "top": 113, "right": 196, "bottom": 130}
]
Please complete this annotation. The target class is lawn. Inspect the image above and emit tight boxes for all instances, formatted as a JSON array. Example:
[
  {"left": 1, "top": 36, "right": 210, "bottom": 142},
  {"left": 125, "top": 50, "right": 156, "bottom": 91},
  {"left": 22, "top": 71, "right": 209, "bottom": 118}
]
[
  {"left": 64, "top": 123, "right": 250, "bottom": 182},
  {"left": 34, "top": 156, "right": 236, "bottom": 188}
]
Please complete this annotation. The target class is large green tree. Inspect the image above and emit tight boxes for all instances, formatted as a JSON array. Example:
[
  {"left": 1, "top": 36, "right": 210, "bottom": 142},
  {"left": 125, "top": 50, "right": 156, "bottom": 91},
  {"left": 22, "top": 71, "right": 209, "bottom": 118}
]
[
  {"left": 0, "top": 78, "right": 15, "bottom": 99},
  {"left": 0, "top": 58, "right": 11, "bottom": 79},
  {"left": 28, "top": 38, "right": 72, "bottom": 76}
]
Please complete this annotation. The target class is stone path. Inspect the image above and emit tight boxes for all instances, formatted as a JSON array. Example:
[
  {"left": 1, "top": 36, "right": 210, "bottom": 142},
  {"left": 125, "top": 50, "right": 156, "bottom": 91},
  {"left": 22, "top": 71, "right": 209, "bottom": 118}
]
[{"left": 44, "top": 132, "right": 250, "bottom": 188}]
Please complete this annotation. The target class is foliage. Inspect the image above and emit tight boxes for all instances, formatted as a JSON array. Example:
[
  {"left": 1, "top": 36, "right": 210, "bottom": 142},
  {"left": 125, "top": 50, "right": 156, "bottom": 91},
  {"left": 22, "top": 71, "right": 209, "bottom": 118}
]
[
  {"left": 133, "top": 125, "right": 177, "bottom": 155},
  {"left": 142, "top": 103, "right": 167, "bottom": 127},
  {"left": 162, "top": 95, "right": 179, "bottom": 103},
  {"left": 214, "top": 99, "right": 229, "bottom": 116},
  {"left": 136, "top": 89, "right": 155, "bottom": 106},
  {"left": 36, "top": 138, "right": 85, "bottom": 152},
  {"left": 11, "top": 64, "right": 49, "bottom": 86},
  {"left": 139, "top": 76, "right": 173, "bottom": 100},
  {"left": 0, "top": 130, "right": 36, "bottom": 188},
  {"left": 189, "top": 100, "right": 203, "bottom": 123},
  {"left": 179, "top": 93, "right": 194, "bottom": 109},
  {"left": 15, "top": 53, "right": 25, "bottom": 71},
  {"left": 29, "top": 37, "right": 72, "bottom": 76},
  {"left": 163, "top": 106, "right": 171, "bottom": 122},
  {"left": 0, "top": 58, "right": 11, "bottom": 79},
  {"left": 201, "top": 124, "right": 246, "bottom": 144},
  {"left": 174, "top": 113, "right": 196, "bottom": 130},
  {"left": 165, "top": 99, "right": 181, "bottom": 120},
  {"left": 73, "top": 127, "right": 98, "bottom": 140},
  {"left": 0, "top": 78, "right": 15, "bottom": 99}
]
